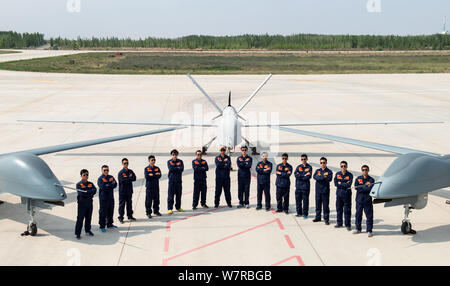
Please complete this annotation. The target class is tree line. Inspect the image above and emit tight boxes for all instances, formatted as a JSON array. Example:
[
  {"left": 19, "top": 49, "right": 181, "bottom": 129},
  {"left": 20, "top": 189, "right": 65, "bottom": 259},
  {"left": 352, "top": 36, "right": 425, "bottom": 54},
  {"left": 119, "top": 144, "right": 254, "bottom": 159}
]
[
  {"left": 49, "top": 34, "right": 450, "bottom": 50},
  {"left": 1, "top": 31, "right": 449, "bottom": 50},
  {"left": 0, "top": 31, "right": 46, "bottom": 48}
]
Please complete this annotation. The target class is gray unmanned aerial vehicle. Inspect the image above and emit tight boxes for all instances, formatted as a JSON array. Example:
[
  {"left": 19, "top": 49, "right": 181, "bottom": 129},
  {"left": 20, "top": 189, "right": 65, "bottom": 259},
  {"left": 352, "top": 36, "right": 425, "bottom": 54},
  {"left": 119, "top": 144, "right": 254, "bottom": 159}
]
[{"left": 0, "top": 127, "right": 184, "bottom": 236}]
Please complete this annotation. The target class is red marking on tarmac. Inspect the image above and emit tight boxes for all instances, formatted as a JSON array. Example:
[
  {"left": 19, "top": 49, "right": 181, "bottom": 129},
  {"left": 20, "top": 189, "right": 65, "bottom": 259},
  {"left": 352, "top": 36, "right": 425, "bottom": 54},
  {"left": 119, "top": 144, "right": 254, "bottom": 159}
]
[
  {"left": 284, "top": 235, "right": 295, "bottom": 249},
  {"left": 162, "top": 218, "right": 280, "bottom": 265},
  {"left": 164, "top": 237, "right": 170, "bottom": 252},
  {"left": 271, "top": 255, "right": 305, "bottom": 266},
  {"left": 276, "top": 218, "right": 285, "bottom": 230},
  {"left": 166, "top": 221, "right": 171, "bottom": 232}
]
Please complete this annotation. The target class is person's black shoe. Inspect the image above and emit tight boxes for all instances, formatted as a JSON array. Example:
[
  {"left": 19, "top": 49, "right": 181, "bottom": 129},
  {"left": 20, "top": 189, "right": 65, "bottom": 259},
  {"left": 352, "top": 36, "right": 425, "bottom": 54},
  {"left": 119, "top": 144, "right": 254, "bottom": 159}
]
[
  {"left": 284, "top": 211, "right": 289, "bottom": 215},
  {"left": 75, "top": 235, "right": 81, "bottom": 240},
  {"left": 154, "top": 212, "right": 162, "bottom": 216},
  {"left": 335, "top": 225, "right": 343, "bottom": 228},
  {"left": 312, "top": 218, "right": 321, "bottom": 222},
  {"left": 346, "top": 227, "right": 352, "bottom": 231},
  {"left": 0, "top": 200, "right": 4, "bottom": 205},
  {"left": 214, "top": 205, "right": 219, "bottom": 208},
  {"left": 193, "top": 206, "right": 197, "bottom": 210},
  {"left": 129, "top": 217, "right": 137, "bottom": 221},
  {"left": 118, "top": 217, "right": 124, "bottom": 224},
  {"left": 276, "top": 209, "right": 283, "bottom": 213},
  {"left": 265, "top": 208, "right": 271, "bottom": 212},
  {"left": 256, "top": 206, "right": 262, "bottom": 210},
  {"left": 237, "top": 204, "right": 244, "bottom": 208},
  {"left": 202, "top": 204, "right": 209, "bottom": 208},
  {"left": 325, "top": 221, "right": 330, "bottom": 225},
  {"left": 85, "top": 231, "right": 94, "bottom": 237},
  {"left": 147, "top": 214, "right": 152, "bottom": 219},
  {"left": 228, "top": 204, "right": 233, "bottom": 208}
]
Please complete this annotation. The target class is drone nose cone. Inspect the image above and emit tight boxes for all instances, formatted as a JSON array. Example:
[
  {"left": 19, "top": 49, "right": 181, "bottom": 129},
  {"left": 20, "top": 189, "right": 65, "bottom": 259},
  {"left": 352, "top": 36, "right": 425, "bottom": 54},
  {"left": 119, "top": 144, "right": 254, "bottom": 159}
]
[
  {"left": 374, "top": 153, "right": 450, "bottom": 199},
  {"left": 0, "top": 153, "right": 67, "bottom": 201}
]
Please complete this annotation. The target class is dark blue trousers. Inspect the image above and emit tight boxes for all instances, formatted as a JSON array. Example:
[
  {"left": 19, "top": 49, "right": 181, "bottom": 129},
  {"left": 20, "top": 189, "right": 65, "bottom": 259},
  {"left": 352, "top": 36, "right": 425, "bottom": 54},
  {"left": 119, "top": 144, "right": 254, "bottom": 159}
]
[
  {"left": 99, "top": 198, "right": 114, "bottom": 228},
  {"left": 295, "top": 188, "right": 310, "bottom": 216},
  {"left": 193, "top": 180, "right": 207, "bottom": 207},
  {"left": 168, "top": 181, "right": 182, "bottom": 210},
  {"left": 336, "top": 193, "right": 352, "bottom": 227},
  {"left": 257, "top": 183, "right": 271, "bottom": 209},
  {"left": 75, "top": 199, "right": 93, "bottom": 236},
  {"left": 118, "top": 191, "right": 133, "bottom": 219},
  {"left": 355, "top": 201, "right": 374, "bottom": 232},
  {"left": 145, "top": 187, "right": 160, "bottom": 215},
  {"left": 315, "top": 190, "right": 330, "bottom": 221},
  {"left": 238, "top": 177, "right": 251, "bottom": 205},
  {"left": 215, "top": 177, "right": 231, "bottom": 206},
  {"left": 276, "top": 187, "right": 290, "bottom": 212}
]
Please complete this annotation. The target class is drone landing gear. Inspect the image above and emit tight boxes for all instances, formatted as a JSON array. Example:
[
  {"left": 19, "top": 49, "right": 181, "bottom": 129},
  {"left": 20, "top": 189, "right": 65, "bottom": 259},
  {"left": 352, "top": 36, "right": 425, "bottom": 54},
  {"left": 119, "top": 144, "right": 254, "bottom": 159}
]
[
  {"left": 242, "top": 138, "right": 260, "bottom": 155},
  {"left": 401, "top": 205, "right": 416, "bottom": 235},
  {"left": 21, "top": 199, "right": 37, "bottom": 236},
  {"left": 201, "top": 136, "right": 217, "bottom": 155}
]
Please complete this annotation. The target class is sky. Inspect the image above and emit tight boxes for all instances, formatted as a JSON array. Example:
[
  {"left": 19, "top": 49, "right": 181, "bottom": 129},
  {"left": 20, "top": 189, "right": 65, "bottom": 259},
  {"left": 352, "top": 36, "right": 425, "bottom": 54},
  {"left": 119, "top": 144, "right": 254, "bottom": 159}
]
[{"left": 0, "top": 0, "right": 448, "bottom": 39}]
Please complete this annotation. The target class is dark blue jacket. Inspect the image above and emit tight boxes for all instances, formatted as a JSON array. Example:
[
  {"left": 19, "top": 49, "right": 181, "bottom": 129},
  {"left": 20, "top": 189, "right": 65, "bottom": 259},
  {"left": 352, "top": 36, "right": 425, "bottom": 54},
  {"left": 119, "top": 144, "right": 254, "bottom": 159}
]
[
  {"left": 118, "top": 168, "right": 136, "bottom": 194},
  {"left": 76, "top": 180, "right": 97, "bottom": 201},
  {"left": 236, "top": 154, "right": 252, "bottom": 179},
  {"left": 294, "top": 163, "right": 313, "bottom": 190},
  {"left": 275, "top": 163, "right": 293, "bottom": 188},
  {"left": 215, "top": 155, "right": 231, "bottom": 179},
  {"left": 334, "top": 171, "right": 353, "bottom": 197},
  {"left": 97, "top": 174, "right": 117, "bottom": 201},
  {"left": 313, "top": 168, "right": 333, "bottom": 193},
  {"left": 144, "top": 165, "right": 161, "bottom": 189},
  {"left": 255, "top": 160, "right": 272, "bottom": 185},
  {"left": 192, "top": 159, "right": 208, "bottom": 181},
  {"left": 355, "top": 175, "right": 375, "bottom": 203},
  {"left": 167, "top": 159, "right": 184, "bottom": 183}
]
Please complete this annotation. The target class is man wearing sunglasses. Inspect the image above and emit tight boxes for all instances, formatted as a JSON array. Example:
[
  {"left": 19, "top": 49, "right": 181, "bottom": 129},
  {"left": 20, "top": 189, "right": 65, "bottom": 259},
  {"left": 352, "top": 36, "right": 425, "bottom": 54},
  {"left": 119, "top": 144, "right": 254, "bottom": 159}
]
[
  {"left": 192, "top": 150, "right": 209, "bottom": 210},
  {"left": 275, "top": 153, "right": 293, "bottom": 214},
  {"left": 255, "top": 152, "right": 273, "bottom": 211},
  {"left": 354, "top": 165, "right": 375, "bottom": 237},
  {"left": 97, "top": 165, "right": 118, "bottom": 232},
  {"left": 236, "top": 145, "right": 253, "bottom": 209},
  {"left": 313, "top": 157, "right": 333, "bottom": 225},
  {"left": 167, "top": 149, "right": 185, "bottom": 215},
  {"left": 75, "top": 169, "right": 97, "bottom": 240},
  {"left": 294, "top": 154, "right": 313, "bottom": 218},
  {"left": 118, "top": 158, "right": 137, "bottom": 223},
  {"left": 334, "top": 161, "right": 354, "bottom": 231},
  {"left": 144, "top": 155, "right": 162, "bottom": 218},
  {"left": 214, "top": 146, "right": 233, "bottom": 208}
]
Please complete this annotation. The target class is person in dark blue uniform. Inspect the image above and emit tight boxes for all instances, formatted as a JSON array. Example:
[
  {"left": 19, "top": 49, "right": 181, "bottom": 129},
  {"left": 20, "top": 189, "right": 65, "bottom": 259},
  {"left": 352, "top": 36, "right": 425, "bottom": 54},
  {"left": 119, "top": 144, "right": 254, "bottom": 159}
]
[
  {"left": 97, "top": 165, "right": 117, "bottom": 232},
  {"left": 236, "top": 145, "right": 253, "bottom": 209},
  {"left": 313, "top": 157, "right": 333, "bottom": 225},
  {"left": 294, "top": 154, "right": 313, "bottom": 218},
  {"left": 75, "top": 169, "right": 97, "bottom": 239},
  {"left": 354, "top": 165, "right": 375, "bottom": 237},
  {"left": 118, "top": 158, "right": 137, "bottom": 223},
  {"left": 144, "top": 155, "right": 162, "bottom": 218},
  {"left": 192, "top": 150, "right": 209, "bottom": 210},
  {"left": 334, "top": 161, "right": 353, "bottom": 231},
  {"left": 214, "top": 146, "right": 232, "bottom": 208},
  {"left": 167, "top": 149, "right": 184, "bottom": 214},
  {"left": 275, "top": 153, "right": 292, "bottom": 214},
  {"left": 255, "top": 152, "right": 272, "bottom": 211}
]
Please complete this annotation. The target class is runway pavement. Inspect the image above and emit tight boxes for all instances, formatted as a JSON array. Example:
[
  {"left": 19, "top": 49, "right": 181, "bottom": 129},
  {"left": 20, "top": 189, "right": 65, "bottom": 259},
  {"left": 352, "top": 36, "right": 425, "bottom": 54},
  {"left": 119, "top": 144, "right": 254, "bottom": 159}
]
[{"left": 0, "top": 51, "right": 449, "bottom": 265}]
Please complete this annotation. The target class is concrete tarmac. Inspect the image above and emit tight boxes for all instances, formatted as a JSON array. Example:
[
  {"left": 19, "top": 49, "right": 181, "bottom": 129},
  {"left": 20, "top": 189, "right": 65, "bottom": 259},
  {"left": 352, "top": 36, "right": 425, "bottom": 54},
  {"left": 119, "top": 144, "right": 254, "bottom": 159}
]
[{"left": 0, "top": 53, "right": 449, "bottom": 265}]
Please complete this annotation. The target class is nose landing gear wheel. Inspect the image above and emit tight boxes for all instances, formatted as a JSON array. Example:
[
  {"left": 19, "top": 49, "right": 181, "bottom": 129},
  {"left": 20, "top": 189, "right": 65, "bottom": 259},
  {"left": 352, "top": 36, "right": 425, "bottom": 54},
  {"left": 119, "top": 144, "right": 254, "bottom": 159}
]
[
  {"left": 401, "top": 221, "right": 411, "bottom": 234},
  {"left": 401, "top": 221, "right": 416, "bottom": 235}
]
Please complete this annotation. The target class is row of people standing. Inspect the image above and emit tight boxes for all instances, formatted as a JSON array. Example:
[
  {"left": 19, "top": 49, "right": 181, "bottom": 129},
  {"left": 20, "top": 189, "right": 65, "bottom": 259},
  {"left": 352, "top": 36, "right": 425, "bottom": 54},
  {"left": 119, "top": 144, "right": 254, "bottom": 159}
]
[{"left": 74, "top": 146, "right": 375, "bottom": 239}]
